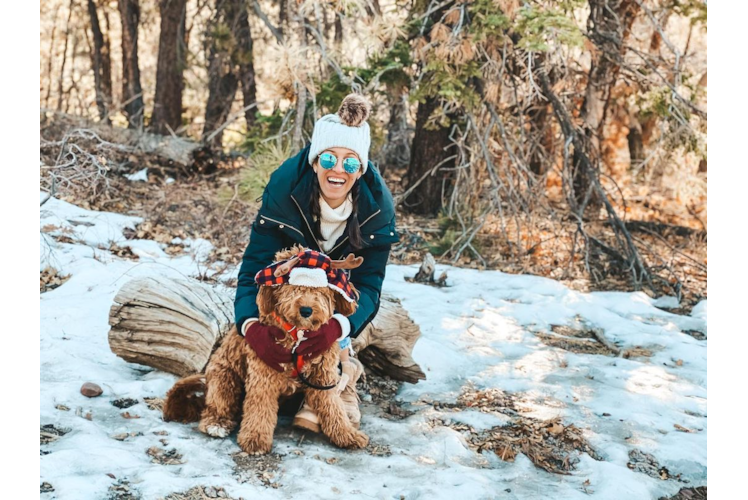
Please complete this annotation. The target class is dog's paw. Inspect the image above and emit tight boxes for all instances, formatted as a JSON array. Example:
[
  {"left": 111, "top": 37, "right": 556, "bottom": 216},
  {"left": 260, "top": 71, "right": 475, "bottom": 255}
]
[
  {"left": 206, "top": 425, "right": 230, "bottom": 438},
  {"left": 333, "top": 429, "right": 369, "bottom": 449},
  {"left": 198, "top": 419, "right": 235, "bottom": 438},
  {"left": 237, "top": 431, "right": 273, "bottom": 455}
]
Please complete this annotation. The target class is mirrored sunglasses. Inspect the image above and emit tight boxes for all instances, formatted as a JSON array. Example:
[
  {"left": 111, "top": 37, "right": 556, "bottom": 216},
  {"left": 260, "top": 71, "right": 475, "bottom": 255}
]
[{"left": 319, "top": 152, "right": 361, "bottom": 174}]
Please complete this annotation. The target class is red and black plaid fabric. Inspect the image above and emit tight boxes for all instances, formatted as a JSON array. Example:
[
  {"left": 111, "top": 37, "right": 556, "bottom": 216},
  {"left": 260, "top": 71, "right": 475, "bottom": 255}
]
[{"left": 254, "top": 249, "right": 358, "bottom": 302}]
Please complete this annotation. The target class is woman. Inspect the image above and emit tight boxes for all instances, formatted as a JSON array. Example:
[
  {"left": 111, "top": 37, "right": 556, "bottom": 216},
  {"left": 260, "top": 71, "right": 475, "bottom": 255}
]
[{"left": 234, "top": 94, "right": 399, "bottom": 431}]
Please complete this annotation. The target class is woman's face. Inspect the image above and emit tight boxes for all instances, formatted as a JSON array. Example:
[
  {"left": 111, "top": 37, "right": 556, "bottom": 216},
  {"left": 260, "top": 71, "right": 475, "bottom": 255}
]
[{"left": 313, "top": 146, "right": 362, "bottom": 208}]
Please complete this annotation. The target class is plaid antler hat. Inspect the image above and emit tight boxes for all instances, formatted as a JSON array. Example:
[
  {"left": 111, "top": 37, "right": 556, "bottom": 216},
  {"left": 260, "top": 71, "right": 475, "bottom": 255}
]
[{"left": 254, "top": 250, "right": 358, "bottom": 303}]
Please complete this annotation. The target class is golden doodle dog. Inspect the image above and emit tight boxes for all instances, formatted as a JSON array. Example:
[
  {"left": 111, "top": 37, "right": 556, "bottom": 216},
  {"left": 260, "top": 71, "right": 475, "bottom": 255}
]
[{"left": 163, "top": 245, "right": 369, "bottom": 454}]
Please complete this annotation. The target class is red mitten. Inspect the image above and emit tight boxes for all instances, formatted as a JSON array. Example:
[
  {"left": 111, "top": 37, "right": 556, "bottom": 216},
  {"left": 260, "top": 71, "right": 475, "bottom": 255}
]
[
  {"left": 294, "top": 319, "right": 343, "bottom": 359},
  {"left": 244, "top": 322, "right": 293, "bottom": 372}
]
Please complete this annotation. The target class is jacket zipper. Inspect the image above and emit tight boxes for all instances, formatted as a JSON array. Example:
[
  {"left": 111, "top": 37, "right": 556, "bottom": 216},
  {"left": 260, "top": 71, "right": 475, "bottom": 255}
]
[
  {"left": 259, "top": 214, "right": 305, "bottom": 239},
  {"left": 329, "top": 208, "right": 382, "bottom": 255},
  {"left": 290, "top": 195, "right": 323, "bottom": 250}
]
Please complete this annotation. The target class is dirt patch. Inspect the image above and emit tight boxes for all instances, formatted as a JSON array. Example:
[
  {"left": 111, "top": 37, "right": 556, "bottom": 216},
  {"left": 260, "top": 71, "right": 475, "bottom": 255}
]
[
  {"left": 163, "top": 486, "right": 236, "bottom": 499},
  {"left": 365, "top": 441, "right": 393, "bottom": 457},
  {"left": 107, "top": 479, "right": 140, "bottom": 500},
  {"left": 40, "top": 424, "right": 71, "bottom": 445},
  {"left": 536, "top": 332, "right": 617, "bottom": 356},
  {"left": 231, "top": 451, "right": 283, "bottom": 488},
  {"left": 659, "top": 487, "right": 707, "bottom": 500},
  {"left": 683, "top": 329, "right": 706, "bottom": 341},
  {"left": 535, "top": 321, "right": 621, "bottom": 356},
  {"left": 111, "top": 397, "right": 139, "bottom": 409},
  {"left": 359, "top": 372, "right": 406, "bottom": 417},
  {"left": 146, "top": 446, "right": 185, "bottom": 465},
  {"left": 628, "top": 449, "right": 682, "bottom": 481}
]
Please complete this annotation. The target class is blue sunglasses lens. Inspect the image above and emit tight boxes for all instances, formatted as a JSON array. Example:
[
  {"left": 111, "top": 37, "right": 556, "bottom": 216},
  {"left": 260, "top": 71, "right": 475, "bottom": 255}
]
[
  {"left": 319, "top": 153, "right": 337, "bottom": 169},
  {"left": 343, "top": 158, "right": 361, "bottom": 174},
  {"left": 318, "top": 153, "right": 362, "bottom": 174}
]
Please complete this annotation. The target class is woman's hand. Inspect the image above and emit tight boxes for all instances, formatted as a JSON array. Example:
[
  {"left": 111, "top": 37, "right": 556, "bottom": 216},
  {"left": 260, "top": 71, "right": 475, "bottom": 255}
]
[
  {"left": 295, "top": 317, "right": 347, "bottom": 358},
  {"left": 243, "top": 322, "right": 293, "bottom": 372}
]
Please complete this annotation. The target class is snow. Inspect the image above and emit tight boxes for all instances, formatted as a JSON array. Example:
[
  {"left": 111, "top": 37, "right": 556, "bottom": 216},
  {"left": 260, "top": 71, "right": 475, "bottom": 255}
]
[
  {"left": 125, "top": 167, "right": 149, "bottom": 182},
  {"left": 40, "top": 195, "right": 707, "bottom": 499}
]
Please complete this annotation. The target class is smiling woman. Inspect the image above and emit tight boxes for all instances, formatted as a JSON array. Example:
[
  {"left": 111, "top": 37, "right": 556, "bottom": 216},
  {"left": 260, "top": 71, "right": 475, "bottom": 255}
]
[{"left": 233, "top": 93, "right": 400, "bottom": 434}]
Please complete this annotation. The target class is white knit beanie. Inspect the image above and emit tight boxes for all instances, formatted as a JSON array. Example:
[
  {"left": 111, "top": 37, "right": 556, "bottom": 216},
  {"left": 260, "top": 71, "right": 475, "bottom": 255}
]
[{"left": 308, "top": 94, "right": 371, "bottom": 174}]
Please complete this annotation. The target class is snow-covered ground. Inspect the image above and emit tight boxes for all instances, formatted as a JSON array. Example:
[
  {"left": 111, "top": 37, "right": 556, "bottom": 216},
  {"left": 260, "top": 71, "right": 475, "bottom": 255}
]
[{"left": 40, "top": 195, "right": 707, "bottom": 499}]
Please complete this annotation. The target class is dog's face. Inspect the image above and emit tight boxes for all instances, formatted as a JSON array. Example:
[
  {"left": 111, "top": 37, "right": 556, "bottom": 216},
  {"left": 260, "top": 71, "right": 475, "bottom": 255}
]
[
  {"left": 258, "top": 285, "right": 332, "bottom": 331},
  {"left": 257, "top": 246, "right": 358, "bottom": 331}
]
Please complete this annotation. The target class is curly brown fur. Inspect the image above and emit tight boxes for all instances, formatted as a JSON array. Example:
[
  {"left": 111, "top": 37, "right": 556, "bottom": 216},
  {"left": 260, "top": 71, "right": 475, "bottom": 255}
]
[
  {"left": 164, "top": 245, "right": 367, "bottom": 454},
  {"left": 162, "top": 374, "right": 206, "bottom": 423},
  {"left": 337, "top": 93, "right": 371, "bottom": 127}
]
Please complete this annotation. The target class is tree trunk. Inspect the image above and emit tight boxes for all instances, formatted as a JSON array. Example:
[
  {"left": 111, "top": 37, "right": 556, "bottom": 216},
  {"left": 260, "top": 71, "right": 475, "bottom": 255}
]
[
  {"left": 108, "top": 276, "right": 425, "bottom": 383},
  {"left": 57, "top": 0, "right": 75, "bottom": 112},
  {"left": 288, "top": 0, "right": 307, "bottom": 153},
  {"left": 87, "top": 0, "right": 112, "bottom": 122},
  {"left": 381, "top": 84, "right": 410, "bottom": 174},
  {"left": 403, "top": 0, "right": 456, "bottom": 216},
  {"left": 101, "top": 5, "right": 113, "bottom": 108},
  {"left": 151, "top": 0, "right": 187, "bottom": 135},
  {"left": 235, "top": 3, "right": 257, "bottom": 132},
  {"left": 44, "top": 4, "right": 61, "bottom": 109},
  {"left": 572, "top": 0, "right": 640, "bottom": 213},
  {"left": 404, "top": 95, "right": 455, "bottom": 215},
  {"left": 202, "top": 0, "right": 257, "bottom": 146},
  {"left": 118, "top": 0, "right": 145, "bottom": 129},
  {"left": 333, "top": 13, "right": 342, "bottom": 52}
]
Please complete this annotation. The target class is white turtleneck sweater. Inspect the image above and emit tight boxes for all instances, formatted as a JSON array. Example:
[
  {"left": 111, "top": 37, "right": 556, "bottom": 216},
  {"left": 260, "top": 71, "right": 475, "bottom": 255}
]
[{"left": 317, "top": 194, "right": 353, "bottom": 253}]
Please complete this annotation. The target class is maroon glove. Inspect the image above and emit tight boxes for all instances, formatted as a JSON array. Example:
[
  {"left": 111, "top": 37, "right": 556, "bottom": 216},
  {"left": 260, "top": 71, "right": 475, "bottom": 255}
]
[
  {"left": 244, "top": 322, "right": 293, "bottom": 372},
  {"left": 294, "top": 318, "right": 343, "bottom": 358}
]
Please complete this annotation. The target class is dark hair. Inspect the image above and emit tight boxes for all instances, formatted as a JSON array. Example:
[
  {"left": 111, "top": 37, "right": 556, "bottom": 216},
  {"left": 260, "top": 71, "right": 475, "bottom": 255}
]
[{"left": 310, "top": 164, "right": 363, "bottom": 251}]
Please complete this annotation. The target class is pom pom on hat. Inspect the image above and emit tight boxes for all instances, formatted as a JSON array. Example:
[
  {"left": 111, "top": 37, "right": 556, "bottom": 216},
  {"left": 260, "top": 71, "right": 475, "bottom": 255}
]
[
  {"left": 337, "top": 94, "right": 371, "bottom": 127},
  {"left": 308, "top": 93, "right": 372, "bottom": 173}
]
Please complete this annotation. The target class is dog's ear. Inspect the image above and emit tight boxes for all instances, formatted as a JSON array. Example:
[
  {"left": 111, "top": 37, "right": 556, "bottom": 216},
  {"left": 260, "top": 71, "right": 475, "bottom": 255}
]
[
  {"left": 257, "top": 286, "right": 276, "bottom": 316},
  {"left": 334, "top": 291, "right": 358, "bottom": 317}
]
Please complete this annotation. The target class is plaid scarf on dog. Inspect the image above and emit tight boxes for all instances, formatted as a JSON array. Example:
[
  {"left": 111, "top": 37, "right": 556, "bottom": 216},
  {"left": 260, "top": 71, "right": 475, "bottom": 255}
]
[{"left": 254, "top": 249, "right": 358, "bottom": 302}]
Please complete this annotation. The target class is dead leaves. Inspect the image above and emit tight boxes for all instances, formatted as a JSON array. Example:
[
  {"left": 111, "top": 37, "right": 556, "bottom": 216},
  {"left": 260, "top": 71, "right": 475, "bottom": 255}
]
[
  {"left": 40, "top": 267, "right": 70, "bottom": 293},
  {"left": 463, "top": 417, "right": 602, "bottom": 475},
  {"left": 108, "top": 243, "right": 139, "bottom": 260},
  {"left": 143, "top": 397, "right": 165, "bottom": 412},
  {"left": 622, "top": 347, "right": 656, "bottom": 359},
  {"left": 429, "top": 388, "right": 600, "bottom": 475},
  {"left": 40, "top": 424, "right": 71, "bottom": 445},
  {"left": 146, "top": 446, "right": 184, "bottom": 465},
  {"left": 537, "top": 332, "right": 617, "bottom": 356}
]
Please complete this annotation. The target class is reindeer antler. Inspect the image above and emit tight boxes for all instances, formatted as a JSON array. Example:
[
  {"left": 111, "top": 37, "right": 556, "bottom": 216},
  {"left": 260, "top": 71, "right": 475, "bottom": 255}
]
[
  {"left": 331, "top": 254, "right": 364, "bottom": 270},
  {"left": 273, "top": 255, "right": 301, "bottom": 277}
]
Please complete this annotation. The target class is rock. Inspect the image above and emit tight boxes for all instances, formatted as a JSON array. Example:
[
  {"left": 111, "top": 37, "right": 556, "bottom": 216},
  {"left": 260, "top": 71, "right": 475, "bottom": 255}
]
[{"left": 81, "top": 382, "right": 103, "bottom": 397}]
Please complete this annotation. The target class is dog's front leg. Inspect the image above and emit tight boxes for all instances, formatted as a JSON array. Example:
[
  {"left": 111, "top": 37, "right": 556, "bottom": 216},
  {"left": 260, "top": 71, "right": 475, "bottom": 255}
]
[
  {"left": 198, "top": 343, "right": 245, "bottom": 438},
  {"left": 237, "top": 378, "right": 280, "bottom": 455},
  {"left": 306, "top": 388, "right": 369, "bottom": 449}
]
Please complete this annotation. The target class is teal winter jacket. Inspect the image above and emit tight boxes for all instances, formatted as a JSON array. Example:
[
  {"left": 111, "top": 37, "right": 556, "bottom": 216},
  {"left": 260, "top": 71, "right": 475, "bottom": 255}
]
[{"left": 234, "top": 144, "right": 400, "bottom": 338}]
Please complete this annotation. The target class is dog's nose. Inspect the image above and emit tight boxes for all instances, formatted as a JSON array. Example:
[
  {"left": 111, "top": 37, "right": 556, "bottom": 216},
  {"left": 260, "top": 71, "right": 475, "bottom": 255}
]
[{"left": 299, "top": 306, "right": 313, "bottom": 318}]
